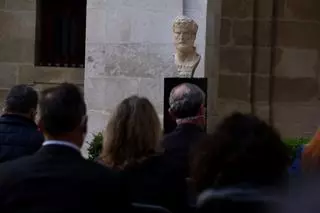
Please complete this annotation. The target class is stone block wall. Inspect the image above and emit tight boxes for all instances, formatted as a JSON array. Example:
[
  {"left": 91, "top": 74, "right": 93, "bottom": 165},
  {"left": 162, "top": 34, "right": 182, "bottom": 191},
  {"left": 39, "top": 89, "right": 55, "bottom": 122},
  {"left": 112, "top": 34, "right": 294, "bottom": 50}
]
[
  {"left": 272, "top": 0, "right": 320, "bottom": 137},
  {"left": 0, "top": 0, "right": 84, "bottom": 109},
  {"left": 84, "top": 0, "right": 183, "bottom": 154},
  {"left": 84, "top": 0, "right": 215, "bottom": 155},
  {"left": 217, "top": 0, "right": 320, "bottom": 137},
  {"left": 218, "top": 0, "right": 275, "bottom": 124}
]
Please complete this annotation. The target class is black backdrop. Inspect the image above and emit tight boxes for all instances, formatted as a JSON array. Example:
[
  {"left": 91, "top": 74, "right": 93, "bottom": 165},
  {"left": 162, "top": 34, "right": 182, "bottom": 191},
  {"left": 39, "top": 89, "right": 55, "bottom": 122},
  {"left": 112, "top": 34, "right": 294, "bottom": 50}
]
[{"left": 163, "top": 78, "right": 208, "bottom": 134}]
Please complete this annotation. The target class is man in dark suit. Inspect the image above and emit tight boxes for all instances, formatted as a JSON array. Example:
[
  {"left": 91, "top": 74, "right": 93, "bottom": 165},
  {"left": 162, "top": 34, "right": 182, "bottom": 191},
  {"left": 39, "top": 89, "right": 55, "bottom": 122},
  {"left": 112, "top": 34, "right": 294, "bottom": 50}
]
[
  {"left": 0, "top": 84, "right": 44, "bottom": 163},
  {"left": 161, "top": 83, "right": 207, "bottom": 178},
  {"left": 0, "top": 83, "right": 130, "bottom": 213}
]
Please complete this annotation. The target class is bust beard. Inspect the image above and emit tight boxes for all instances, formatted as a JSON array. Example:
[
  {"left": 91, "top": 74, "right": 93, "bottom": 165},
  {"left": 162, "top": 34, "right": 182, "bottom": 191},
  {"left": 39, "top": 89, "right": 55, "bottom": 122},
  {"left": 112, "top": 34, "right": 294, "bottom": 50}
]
[
  {"left": 175, "top": 43, "right": 195, "bottom": 54},
  {"left": 174, "top": 49, "right": 201, "bottom": 78}
]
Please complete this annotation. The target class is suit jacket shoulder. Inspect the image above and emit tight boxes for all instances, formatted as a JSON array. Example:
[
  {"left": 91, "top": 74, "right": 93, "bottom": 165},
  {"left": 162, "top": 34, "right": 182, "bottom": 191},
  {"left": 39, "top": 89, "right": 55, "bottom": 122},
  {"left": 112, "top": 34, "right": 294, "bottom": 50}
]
[{"left": 0, "top": 146, "right": 131, "bottom": 213}]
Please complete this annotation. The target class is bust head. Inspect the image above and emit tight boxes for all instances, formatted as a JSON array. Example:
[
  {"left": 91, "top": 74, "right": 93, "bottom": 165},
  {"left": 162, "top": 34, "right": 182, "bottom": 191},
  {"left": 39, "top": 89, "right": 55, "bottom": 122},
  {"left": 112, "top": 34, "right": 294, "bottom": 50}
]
[{"left": 173, "top": 16, "right": 198, "bottom": 53}]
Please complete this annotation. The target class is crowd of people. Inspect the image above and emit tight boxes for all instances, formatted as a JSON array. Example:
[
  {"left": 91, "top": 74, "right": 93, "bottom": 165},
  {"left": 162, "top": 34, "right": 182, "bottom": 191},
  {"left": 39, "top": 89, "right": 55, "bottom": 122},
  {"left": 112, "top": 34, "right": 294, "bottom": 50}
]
[{"left": 0, "top": 82, "right": 319, "bottom": 213}]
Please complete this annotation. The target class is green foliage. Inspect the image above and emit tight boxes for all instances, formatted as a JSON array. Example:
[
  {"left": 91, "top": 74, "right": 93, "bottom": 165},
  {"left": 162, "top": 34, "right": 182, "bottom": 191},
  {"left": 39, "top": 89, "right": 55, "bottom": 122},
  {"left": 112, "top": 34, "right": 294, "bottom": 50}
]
[
  {"left": 86, "top": 133, "right": 310, "bottom": 161},
  {"left": 284, "top": 137, "right": 310, "bottom": 159},
  {"left": 87, "top": 132, "right": 103, "bottom": 161}
]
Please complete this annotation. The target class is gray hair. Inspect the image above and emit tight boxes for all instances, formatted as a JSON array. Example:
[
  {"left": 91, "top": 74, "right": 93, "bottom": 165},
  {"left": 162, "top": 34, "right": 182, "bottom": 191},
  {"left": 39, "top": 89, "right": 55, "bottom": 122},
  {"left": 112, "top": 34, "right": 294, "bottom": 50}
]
[{"left": 169, "top": 83, "right": 205, "bottom": 119}]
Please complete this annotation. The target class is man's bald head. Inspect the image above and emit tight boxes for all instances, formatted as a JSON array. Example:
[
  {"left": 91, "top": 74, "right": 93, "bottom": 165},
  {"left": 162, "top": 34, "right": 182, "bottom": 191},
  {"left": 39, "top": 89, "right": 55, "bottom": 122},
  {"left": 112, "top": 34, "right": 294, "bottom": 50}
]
[{"left": 169, "top": 83, "right": 205, "bottom": 119}]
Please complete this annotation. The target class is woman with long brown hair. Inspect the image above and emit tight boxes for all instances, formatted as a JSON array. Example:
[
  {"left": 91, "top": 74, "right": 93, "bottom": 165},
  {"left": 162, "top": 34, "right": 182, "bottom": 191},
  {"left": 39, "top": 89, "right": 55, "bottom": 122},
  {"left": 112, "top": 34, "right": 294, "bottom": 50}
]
[
  {"left": 101, "top": 95, "right": 161, "bottom": 168},
  {"left": 100, "top": 95, "right": 188, "bottom": 213}
]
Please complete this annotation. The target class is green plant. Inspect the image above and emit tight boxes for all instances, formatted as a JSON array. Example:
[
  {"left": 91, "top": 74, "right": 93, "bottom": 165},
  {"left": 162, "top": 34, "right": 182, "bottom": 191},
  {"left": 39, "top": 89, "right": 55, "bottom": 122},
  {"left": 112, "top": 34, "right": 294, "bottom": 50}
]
[
  {"left": 87, "top": 132, "right": 103, "bottom": 161},
  {"left": 86, "top": 132, "right": 310, "bottom": 161},
  {"left": 284, "top": 137, "right": 310, "bottom": 159}
]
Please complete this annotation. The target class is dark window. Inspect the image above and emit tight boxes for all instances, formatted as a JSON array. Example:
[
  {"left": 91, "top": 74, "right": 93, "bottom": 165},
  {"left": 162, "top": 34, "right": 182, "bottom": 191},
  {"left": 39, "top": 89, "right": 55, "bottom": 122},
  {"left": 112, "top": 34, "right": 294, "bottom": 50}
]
[{"left": 35, "top": 0, "right": 86, "bottom": 68}]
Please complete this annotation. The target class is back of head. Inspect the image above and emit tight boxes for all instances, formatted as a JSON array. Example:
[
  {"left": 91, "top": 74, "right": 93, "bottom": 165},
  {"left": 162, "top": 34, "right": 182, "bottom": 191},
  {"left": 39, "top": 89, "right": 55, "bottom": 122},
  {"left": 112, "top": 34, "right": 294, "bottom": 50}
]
[
  {"left": 39, "top": 83, "right": 86, "bottom": 139},
  {"left": 4, "top": 84, "right": 38, "bottom": 116},
  {"left": 192, "top": 112, "right": 290, "bottom": 192},
  {"left": 101, "top": 96, "right": 161, "bottom": 168},
  {"left": 169, "top": 83, "right": 205, "bottom": 119}
]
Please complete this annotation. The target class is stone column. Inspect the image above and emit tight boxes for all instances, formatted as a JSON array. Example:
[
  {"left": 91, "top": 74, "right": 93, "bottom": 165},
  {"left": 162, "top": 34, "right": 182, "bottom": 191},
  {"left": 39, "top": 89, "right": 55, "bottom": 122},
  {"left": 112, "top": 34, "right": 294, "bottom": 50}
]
[
  {"left": 215, "top": 0, "right": 273, "bottom": 127},
  {"left": 204, "top": 0, "right": 222, "bottom": 133},
  {"left": 183, "top": 0, "right": 208, "bottom": 77},
  {"left": 84, "top": 0, "right": 183, "bottom": 156}
]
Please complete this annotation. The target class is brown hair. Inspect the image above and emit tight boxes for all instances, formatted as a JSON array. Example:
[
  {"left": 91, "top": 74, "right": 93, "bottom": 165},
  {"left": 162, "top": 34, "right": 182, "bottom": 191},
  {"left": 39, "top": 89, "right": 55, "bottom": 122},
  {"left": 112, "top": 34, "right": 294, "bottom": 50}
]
[
  {"left": 302, "top": 129, "right": 320, "bottom": 172},
  {"left": 100, "top": 96, "right": 161, "bottom": 169},
  {"left": 191, "top": 113, "right": 289, "bottom": 192}
]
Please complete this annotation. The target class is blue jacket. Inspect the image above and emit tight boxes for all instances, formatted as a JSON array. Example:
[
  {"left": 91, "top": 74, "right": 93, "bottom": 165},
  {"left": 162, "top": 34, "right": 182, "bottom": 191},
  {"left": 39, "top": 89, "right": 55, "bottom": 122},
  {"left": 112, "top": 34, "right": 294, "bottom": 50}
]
[
  {"left": 0, "top": 114, "right": 44, "bottom": 163},
  {"left": 289, "top": 145, "right": 304, "bottom": 175}
]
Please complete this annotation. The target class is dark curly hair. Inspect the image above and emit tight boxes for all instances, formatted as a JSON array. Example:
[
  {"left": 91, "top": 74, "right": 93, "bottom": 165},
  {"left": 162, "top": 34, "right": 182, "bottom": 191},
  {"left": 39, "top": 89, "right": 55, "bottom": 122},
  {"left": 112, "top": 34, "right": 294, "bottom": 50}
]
[{"left": 191, "top": 112, "right": 290, "bottom": 192}]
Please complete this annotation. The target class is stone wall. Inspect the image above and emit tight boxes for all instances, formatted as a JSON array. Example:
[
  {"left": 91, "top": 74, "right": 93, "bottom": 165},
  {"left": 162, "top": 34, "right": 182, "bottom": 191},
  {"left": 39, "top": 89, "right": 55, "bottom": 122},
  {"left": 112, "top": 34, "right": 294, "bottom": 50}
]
[
  {"left": 217, "top": 0, "right": 320, "bottom": 137},
  {"left": 85, "top": 0, "right": 215, "bottom": 147},
  {"left": 3, "top": 0, "right": 319, "bottom": 143},
  {"left": 84, "top": 0, "right": 183, "bottom": 154},
  {"left": 0, "top": 0, "right": 84, "bottom": 109},
  {"left": 183, "top": 0, "right": 207, "bottom": 77}
]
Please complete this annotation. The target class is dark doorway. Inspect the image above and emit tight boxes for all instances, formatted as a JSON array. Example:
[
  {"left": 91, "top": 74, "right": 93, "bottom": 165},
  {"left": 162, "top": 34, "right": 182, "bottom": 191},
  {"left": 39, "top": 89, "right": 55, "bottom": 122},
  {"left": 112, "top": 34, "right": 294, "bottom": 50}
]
[
  {"left": 35, "top": 0, "right": 87, "bottom": 68},
  {"left": 163, "top": 78, "right": 208, "bottom": 134}
]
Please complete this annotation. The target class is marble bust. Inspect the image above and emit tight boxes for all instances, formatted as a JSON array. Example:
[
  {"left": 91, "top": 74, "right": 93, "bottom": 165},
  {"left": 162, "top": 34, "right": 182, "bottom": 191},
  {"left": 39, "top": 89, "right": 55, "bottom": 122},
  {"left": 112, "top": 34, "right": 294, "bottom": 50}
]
[{"left": 173, "top": 16, "right": 201, "bottom": 78}]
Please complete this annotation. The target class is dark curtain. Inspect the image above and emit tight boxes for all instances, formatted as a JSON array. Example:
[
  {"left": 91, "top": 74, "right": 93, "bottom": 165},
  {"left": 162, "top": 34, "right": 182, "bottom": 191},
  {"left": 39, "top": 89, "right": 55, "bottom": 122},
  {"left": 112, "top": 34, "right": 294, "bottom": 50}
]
[{"left": 35, "top": 0, "right": 86, "bottom": 68}]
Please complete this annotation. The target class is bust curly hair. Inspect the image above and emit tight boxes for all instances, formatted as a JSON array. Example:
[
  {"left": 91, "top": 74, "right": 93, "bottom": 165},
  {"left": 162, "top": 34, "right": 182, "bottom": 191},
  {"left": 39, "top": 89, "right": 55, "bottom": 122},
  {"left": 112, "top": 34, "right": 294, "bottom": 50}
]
[{"left": 172, "top": 15, "right": 198, "bottom": 34}]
